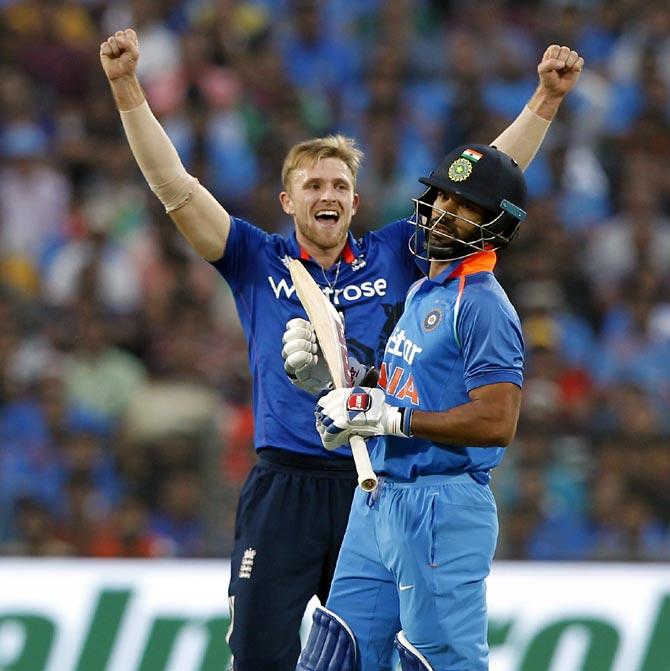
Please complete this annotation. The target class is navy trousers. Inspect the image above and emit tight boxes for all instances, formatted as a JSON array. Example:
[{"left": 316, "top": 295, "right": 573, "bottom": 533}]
[{"left": 227, "top": 448, "right": 357, "bottom": 671}]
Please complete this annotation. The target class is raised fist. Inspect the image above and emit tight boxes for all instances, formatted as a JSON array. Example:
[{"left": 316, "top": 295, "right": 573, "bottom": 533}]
[
  {"left": 99, "top": 29, "right": 140, "bottom": 82},
  {"left": 538, "top": 44, "right": 584, "bottom": 98}
]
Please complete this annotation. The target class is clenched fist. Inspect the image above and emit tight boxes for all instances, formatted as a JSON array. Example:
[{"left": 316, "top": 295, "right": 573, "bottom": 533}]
[
  {"left": 537, "top": 44, "right": 584, "bottom": 98},
  {"left": 100, "top": 29, "right": 140, "bottom": 82}
]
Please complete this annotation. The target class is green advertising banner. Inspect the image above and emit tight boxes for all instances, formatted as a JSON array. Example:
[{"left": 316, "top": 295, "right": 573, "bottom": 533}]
[{"left": 0, "top": 561, "right": 668, "bottom": 671}]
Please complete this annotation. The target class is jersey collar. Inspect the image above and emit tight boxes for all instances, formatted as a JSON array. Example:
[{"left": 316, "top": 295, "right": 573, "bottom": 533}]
[
  {"left": 431, "top": 250, "right": 497, "bottom": 284},
  {"left": 289, "top": 231, "right": 360, "bottom": 265}
]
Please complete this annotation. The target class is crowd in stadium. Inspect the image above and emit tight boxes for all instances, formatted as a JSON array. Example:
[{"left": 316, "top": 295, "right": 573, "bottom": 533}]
[{"left": 1, "top": 0, "right": 669, "bottom": 560}]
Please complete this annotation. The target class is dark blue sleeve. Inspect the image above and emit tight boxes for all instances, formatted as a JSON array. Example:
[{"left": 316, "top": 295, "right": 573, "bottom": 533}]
[
  {"left": 456, "top": 286, "right": 524, "bottom": 392},
  {"left": 367, "top": 219, "right": 426, "bottom": 278},
  {"left": 209, "top": 217, "right": 272, "bottom": 292}
]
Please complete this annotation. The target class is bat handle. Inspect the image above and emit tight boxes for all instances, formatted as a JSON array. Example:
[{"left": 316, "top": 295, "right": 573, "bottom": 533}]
[{"left": 349, "top": 435, "right": 378, "bottom": 492}]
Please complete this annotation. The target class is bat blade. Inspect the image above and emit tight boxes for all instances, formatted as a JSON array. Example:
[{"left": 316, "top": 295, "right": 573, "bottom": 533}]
[{"left": 289, "top": 259, "right": 378, "bottom": 492}]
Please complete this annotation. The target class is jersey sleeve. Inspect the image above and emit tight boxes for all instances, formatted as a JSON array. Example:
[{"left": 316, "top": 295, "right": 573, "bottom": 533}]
[
  {"left": 209, "top": 216, "right": 271, "bottom": 292},
  {"left": 456, "top": 286, "right": 524, "bottom": 392},
  {"left": 369, "top": 219, "right": 427, "bottom": 277}
]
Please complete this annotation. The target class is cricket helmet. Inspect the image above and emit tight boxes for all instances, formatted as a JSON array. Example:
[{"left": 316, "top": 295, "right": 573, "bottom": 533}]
[{"left": 409, "top": 143, "right": 527, "bottom": 262}]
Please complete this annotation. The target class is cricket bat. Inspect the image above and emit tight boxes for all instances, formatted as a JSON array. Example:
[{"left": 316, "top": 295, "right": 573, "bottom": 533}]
[{"left": 288, "top": 259, "right": 378, "bottom": 492}]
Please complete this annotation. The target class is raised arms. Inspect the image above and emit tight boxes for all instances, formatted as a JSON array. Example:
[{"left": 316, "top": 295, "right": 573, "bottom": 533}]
[
  {"left": 100, "top": 29, "right": 230, "bottom": 261},
  {"left": 493, "top": 44, "right": 584, "bottom": 170}
]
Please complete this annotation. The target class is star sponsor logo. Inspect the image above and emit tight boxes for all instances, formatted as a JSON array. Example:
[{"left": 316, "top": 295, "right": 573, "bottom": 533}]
[{"left": 386, "top": 328, "right": 423, "bottom": 365}]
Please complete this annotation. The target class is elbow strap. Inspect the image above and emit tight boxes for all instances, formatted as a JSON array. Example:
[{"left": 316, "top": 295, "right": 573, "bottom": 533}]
[{"left": 119, "top": 101, "right": 199, "bottom": 212}]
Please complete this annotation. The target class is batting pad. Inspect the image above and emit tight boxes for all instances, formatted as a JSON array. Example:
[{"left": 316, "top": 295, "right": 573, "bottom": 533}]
[
  {"left": 296, "top": 606, "right": 357, "bottom": 671},
  {"left": 394, "top": 631, "right": 434, "bottom": 671}
]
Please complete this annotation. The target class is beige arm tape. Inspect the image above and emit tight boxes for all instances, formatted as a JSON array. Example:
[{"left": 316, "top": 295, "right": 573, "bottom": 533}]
[
  {"left": 120, "top": 101, "right": 199, "bottom": 213},
  {"left": 491, "top": 105, "right": 551, "bottom": 171}
]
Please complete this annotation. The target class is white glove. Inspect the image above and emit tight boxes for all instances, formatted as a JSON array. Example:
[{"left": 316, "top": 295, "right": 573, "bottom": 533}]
[
  {"left": 282, "top": 318, "right": 373, "bottom": 396},
  {"left": 315, "top": 387, "right": 413, "bottom": 450}
]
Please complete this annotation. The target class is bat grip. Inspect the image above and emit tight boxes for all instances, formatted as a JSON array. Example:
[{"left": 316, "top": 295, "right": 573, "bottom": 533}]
[{"left": 349, "top": 435, "right": 378, "bottom": 492}]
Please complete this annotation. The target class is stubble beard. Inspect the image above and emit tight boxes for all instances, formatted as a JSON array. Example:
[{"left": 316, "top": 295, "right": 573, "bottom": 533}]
[{"left": 298, "top": 214, "right": 350, "bottom": 253}]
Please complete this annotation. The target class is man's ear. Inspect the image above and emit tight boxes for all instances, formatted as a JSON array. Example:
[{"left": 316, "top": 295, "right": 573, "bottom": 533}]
[
  {"left": 279, "top": 191, "right": 294, "bottom": 215},
  {"left": 352, "top": 192, "right": 360, "bottom": 216}
]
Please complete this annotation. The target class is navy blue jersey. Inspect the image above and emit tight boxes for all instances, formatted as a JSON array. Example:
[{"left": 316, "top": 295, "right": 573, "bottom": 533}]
[
  {"left": 211, "top": 216, "right": 423, "bottom": 458},
  {"left": 373, "top": 250, "right": 524, "bottom": 481}
]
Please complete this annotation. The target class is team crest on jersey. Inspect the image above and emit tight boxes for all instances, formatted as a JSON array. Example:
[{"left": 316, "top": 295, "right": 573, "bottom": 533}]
[
  {"left": 347, "top": 391, "right": 371, "bottom": 412},
  {"left": 448, "top": 158, "right": 472, "bottom": 182},
  {"left": 351, "top": 255, "right": 367, "bottom": 272},
  {"left": 423, "top": 308, "right": 443, "bottom": 331}
]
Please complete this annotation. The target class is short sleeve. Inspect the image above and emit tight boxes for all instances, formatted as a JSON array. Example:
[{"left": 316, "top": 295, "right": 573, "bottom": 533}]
[
  {"left": 209, "top": 217, "right": 271, "bottom": 291},
  {"left": 456, "top": 287, "right": 524, "bottom": 392}
]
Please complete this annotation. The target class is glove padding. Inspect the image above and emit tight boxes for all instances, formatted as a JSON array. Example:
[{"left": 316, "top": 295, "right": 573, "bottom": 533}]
[
  {"left": 282, "top": 318, "right": 373, "bottom": 396},
  {"left": 282, "top": 318, "right": 331, "bottom": 395},
  {"left": 315, "top": 387, "right": 410, "bottom": 451}
]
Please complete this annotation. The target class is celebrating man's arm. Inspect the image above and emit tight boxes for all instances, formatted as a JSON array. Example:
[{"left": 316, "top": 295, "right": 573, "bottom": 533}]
[
  {"left": 100, "top": 29, "right": 230, "bottom": 261},
  {"left": 492, "top": 44, "right": 584, "bottom": 170}
]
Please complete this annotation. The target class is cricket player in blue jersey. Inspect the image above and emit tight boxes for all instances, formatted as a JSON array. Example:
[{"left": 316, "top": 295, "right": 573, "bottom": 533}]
[
  {"left": 296, "top": 144, "right": 527, "bottom": 671},
  {"left": 100, "top": 30, "right": 582, "bottom": 671}
]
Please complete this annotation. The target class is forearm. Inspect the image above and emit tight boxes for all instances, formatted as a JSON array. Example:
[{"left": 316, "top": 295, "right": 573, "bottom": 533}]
[
  {"left": 526, "top": 83, "right": 567, "bottom": 121},
  {"left": 114, "top": 86, "right": 230, "bottom": 259},
  {"left": 491, "top": 97, "right": 552, "bottom": 172},
  {"left": 409, "top": 397, "right": 519, "bottom": 447},
  {"left": 108, "top": 74, "right": 146, "bottom": 112}
]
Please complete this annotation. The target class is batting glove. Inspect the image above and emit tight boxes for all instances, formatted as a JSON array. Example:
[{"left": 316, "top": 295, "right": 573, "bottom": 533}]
[
  {"left": 282, "top": 318, "right": 373, "bottom": 396},
  {"left": 315, "top": 387, "right": 413, "bottom": 451}
]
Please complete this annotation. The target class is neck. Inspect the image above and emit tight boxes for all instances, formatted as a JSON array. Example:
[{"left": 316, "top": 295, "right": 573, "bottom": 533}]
[
  {"left": 429, "top": 261, "right": 448, "bottom": 279},
  {"left": 296, "top": 233, "right": 345, "bottom": 270}
]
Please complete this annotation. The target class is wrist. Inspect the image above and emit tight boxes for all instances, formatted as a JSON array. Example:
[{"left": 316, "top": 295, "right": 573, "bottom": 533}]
[
  {"left": 386, "top": 406, "right": 413, "bottom": 438},
  {"left": 110, "top": 75, "right": 145, "bottom": 112},
  {"left": 527, "top": 86, "right": 564, "bottom": 121}
]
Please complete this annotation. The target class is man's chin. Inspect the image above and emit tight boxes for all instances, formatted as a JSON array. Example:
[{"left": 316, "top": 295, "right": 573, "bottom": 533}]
[{"left": 310, "top": 225, "right": 348, "bottom": 249}]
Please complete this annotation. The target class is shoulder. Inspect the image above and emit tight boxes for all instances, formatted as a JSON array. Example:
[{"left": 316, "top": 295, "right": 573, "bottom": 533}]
[
  {"left": 458, "top": 273, "right": 520, "bottom": 324},
  {"left": 364, "top": 218, "right": 414, "bottom": 249},
  {"left": 225, "top": 217, "right": 294, "bottom": 255}
]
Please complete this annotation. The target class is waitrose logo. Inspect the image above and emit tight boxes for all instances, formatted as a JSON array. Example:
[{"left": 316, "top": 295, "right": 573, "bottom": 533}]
[{"left": 0, "top": 561, "right": 668, "bottom": 671}]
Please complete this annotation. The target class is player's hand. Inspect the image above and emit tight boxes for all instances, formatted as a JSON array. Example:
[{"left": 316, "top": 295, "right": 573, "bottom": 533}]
[
  {"left": 100, "top": 29, "right": 140, "bottom": 82},
  {"left": 537, "top": 44, "right": 584, "bottom": 98},
  {"left": 282, "top": 318, "right": 373, "bottom": 396},
  {"left": 282, "top": 318, "right": 332, "bottom": 396},
  {"left": 315, "top": 387, "right": 411, "bottom": 450}
]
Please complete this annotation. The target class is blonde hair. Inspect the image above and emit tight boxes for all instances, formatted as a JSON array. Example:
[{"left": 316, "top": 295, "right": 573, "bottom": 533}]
[{"left": 281, "top": 135, "right": 364, "bottom": 189}]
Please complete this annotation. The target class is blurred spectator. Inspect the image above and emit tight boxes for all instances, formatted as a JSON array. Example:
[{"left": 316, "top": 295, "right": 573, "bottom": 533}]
[
  {"left": 1, "top": 0, "right": 670, "bottom": 560},
  {"left": 89, "top": 495, "right": 164, "bottom": 558},
  {"left": 0, "top": 121, "right": 70, "bottom": 276},
  {"left": 150, "top": 469, "right": 204, "bottom": 557},
  {"left": 2, "top": 497, "right": 72, "bottom": 557},
  {"left": 63, "top": 310, "right": 146, "bottom": 421}
]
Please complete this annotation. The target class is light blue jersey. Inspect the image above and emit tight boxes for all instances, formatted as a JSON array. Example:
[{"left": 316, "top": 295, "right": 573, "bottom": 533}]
[
  {"left": 325, "top": 250, "right": 525, "bottom": 671},
  {"left": 372, "top": 249, "right": 524, "bottom": 482}
]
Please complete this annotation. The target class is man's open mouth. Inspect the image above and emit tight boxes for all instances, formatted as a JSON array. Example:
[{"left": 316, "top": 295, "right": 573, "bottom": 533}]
[{"left": 314, "top": 209, "right": 340, "bottom": 223}]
